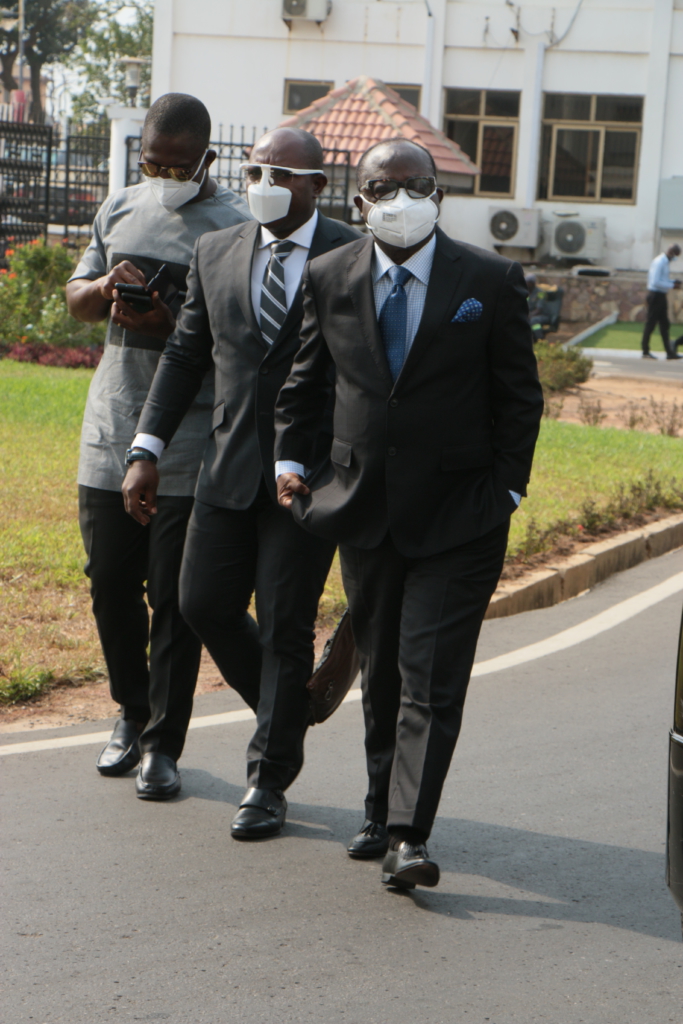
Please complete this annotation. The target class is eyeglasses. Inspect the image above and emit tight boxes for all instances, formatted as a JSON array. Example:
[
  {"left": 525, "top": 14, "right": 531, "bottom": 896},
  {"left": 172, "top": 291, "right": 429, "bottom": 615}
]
[
  {"left": 138, "top": 149, "right": 207, "bottom": 183},
  {"left": 360, "top": 176, "right": 437, "bottom": 202},
  {"left": 240, "top": 163, "right": 323, "bottom": 185}
]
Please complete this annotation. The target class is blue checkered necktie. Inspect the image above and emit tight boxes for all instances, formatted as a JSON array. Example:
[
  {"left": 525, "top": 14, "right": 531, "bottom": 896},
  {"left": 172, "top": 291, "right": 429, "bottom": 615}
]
[
  {"left": 260, "top": 240, "right": 296, "bottom": 345},
  {"left": 378, "top": 265, "right": 413, "bottom": 381}
]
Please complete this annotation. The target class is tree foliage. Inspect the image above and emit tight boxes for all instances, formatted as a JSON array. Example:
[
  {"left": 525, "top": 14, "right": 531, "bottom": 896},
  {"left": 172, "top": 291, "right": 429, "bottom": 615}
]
[
  {"left": 0, "top": 0, "right": 95, "bottom": 121},
  {"left": 68, "top": 0, "right": 152, "bottom": 129}
]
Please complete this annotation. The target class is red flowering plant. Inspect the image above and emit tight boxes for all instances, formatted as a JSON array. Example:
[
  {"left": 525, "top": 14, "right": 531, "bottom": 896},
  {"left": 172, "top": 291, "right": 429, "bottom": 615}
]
[{"left": 0, "top": 239, "right": 105, "bottom": 362}]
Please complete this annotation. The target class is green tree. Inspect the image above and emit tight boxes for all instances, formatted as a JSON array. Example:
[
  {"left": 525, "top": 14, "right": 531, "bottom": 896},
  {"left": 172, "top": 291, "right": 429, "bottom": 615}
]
[
  {"left": 68, "top": 0, "right": 152, "bottom": 128},
  {"left": 0, "top": 0, "right": 95, "bottom": 121}
]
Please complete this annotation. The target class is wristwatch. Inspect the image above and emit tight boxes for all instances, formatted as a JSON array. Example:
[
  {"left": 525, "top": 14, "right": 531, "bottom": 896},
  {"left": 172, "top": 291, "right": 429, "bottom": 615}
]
[{"left": 125, "top": 447, "right": 158, "bottom": 466}]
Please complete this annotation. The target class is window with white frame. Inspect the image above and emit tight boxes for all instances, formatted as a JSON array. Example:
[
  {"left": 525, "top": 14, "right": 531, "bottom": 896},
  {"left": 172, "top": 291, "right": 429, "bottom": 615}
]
[
  {"left": 537, "top": 93, "right": 643, "bottom": 203},
  {"left": 443, "top": 89, "right": 520, "bottom": 197}
]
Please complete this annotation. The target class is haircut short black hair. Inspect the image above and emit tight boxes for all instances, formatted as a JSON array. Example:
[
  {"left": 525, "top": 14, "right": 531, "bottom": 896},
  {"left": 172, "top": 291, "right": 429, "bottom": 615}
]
[
  {"left": 356, "top": 138, "right": 437, "bottom": 189},
  {"left": 142, "top": 93, "right": 211, "bottom": 148}
]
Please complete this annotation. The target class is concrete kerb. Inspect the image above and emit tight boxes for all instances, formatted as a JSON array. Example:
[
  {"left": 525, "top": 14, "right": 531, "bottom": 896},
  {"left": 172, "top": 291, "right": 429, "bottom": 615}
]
[{"left": 485, "top": 512, "right": 683, "bottom": 619}]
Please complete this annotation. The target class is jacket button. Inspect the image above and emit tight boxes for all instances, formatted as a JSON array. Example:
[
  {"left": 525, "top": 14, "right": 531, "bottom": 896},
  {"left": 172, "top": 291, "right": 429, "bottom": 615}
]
[
  {"left": 387, "top": 447, "right": 397, "bottom": 456},
  {"left": 260, "top": 366, "right": 269, "bottom": 375},
  {"left": 389, "top": 399, "right": 398, "bottom": 407}
]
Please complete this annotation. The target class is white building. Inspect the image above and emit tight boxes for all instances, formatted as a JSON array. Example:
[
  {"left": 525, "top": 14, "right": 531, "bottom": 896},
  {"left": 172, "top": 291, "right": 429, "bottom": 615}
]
[{"left": 150, "top": 0, "right": 683, "bottom": 271}]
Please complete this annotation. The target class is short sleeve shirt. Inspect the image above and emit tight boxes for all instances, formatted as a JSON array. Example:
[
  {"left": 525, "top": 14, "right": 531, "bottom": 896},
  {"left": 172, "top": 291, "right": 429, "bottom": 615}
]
[{"left": 71, "top": 181, "right": 252, "bottom": 495}]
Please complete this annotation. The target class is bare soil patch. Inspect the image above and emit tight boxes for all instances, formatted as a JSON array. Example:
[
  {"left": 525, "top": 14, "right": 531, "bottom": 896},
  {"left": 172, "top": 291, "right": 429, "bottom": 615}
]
[
  {"left": 557, "top": 374, "right": 683, "bottom": 433},
  {"left": 0, "top": 624, "right": 335, "bottom": 734}
]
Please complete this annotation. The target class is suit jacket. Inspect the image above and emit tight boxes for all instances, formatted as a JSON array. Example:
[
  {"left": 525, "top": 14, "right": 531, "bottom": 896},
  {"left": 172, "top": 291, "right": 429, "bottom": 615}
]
[
  {"left": 273, "top": 227, "right": 544, "bottom": 558},
  {"left": 135, "top": 213, "right": 361, "bottom": 508}
]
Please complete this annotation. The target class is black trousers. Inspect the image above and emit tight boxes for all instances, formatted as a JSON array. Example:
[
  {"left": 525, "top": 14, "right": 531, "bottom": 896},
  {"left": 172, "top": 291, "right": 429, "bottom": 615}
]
[
  {"left": 641, "top": 291, "right": 675, "bottom": 356},
  {"left": 340, "top": 521, "right": 509, "bottom": 839},
  {"left": 179, "top": 482, "right": 336, "bottom": 792},
  {"left": 78, "top": 486, "right": 202, "bottom": 760}
]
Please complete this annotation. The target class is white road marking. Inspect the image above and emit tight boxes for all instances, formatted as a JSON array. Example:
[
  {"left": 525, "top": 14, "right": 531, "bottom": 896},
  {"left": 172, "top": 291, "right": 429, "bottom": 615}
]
[
  {"left": 2, "top": 570, "right": 682, "bottom": 758},
  {"left": 471, "top": 569, "right": 683, "bottom": 677}
]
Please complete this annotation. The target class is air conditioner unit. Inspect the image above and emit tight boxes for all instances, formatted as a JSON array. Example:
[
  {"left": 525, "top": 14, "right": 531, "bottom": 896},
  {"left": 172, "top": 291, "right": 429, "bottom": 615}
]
[
  {"left": 550, "top": 216, "right": 606, "bottom": 261},
  {"left": 282, "top": 0, "right": 331, "bottom": 20},
  {"left": 488, "top": 207, "right": 540, "bottom": 248}
]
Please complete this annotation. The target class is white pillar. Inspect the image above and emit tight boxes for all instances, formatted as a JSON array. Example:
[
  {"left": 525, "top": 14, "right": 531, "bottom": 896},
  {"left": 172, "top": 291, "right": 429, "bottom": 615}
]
[
  {"left": 636, "top": 0, "right": 674, "bottom": 266},
  {"left": 152, "top": 0, "right": 174, "bottom": 102},
  {"left": 515, "top": 41, "right": 545, "bottom": 210},
  {"left": 106, "top": 105, "right": 148, "bottom": 195},
  {"left": 421, "top": 0, "right": 447, "bottom": 129}
]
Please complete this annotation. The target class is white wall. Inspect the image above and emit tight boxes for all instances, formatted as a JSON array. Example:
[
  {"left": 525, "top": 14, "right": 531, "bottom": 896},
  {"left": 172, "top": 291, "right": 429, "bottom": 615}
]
[{"left": 152, "top": 0, "right": 683, "bottom": 270}]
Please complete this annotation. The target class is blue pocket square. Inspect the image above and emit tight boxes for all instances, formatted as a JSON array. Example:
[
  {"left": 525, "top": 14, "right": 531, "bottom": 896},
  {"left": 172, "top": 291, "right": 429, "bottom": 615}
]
[{"left": 452, "top": 298, "right": 483, "bottom": 323}]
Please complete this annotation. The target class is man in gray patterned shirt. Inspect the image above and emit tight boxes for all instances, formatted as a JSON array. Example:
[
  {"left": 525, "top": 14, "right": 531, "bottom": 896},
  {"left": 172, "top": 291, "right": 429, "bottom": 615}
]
[{"left": 66, "top": 93, "right": 251, "bottom": 799}]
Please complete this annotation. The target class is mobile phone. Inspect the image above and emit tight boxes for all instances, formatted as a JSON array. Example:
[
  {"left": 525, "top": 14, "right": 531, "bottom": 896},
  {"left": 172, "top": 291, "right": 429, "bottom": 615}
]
[{"left": 114, "top": 282, "right": 153, "bottom": 314}]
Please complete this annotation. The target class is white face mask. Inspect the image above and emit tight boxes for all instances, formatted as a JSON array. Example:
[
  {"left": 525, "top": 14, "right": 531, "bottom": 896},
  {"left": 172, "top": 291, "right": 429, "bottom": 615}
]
[
  {"left": 246, "top": 166, "right": 293, "bottom": 224},
  {"left": 146, "top": 156, "right": 207, "bottom": 211},
  {"left": 366, "top": 188, "right": 439, "bottom": 248}
]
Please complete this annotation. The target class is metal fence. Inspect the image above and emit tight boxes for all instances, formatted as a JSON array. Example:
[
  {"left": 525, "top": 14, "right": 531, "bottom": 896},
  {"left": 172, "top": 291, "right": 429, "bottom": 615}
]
[
  {"left": 58, "top": 132, "right": 110, "bottom": 231},
  {"left": 0, "top": 121, "right": 53, "bottom": 250},
  {"left": 0, "top": 121, "right": 110, "bottom": 254},
  {"left": 125, "top": 129, "right": 353, "bottom": 222}
]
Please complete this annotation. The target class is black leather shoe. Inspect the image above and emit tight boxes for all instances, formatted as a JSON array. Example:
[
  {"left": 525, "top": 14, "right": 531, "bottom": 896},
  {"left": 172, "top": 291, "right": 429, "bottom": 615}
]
[
  {"left": 642, "top": 352, "right": 656, "bottom": 359},
  {"left": 667, "top": 354, "right": 683, "bottom": 360},
  {"left": 347, "top": 820, "right": 389, "bottom": 859},
  {"left": 96, "top": 719, "right": 142, "bottom": 776},
  {"left": 231, "top": 788, "right": 287, "bottom": 840},
  {"left": 381, "top": 841, "right": 440, "bottom": 889},
  {"left": 135, "top": 753, "right": 181, "bottom": 801}
]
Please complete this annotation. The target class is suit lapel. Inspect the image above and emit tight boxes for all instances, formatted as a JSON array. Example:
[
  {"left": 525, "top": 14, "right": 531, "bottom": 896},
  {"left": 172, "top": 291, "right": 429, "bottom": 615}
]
[
  {"left": 347, "top": 237, "right": 394, "bottom": 389},
  {"left": 233, "top": 220, "right": 268, "bottom": 351},
  {"left": 396, "top": 229, "right": 463, "bottom": 386}
]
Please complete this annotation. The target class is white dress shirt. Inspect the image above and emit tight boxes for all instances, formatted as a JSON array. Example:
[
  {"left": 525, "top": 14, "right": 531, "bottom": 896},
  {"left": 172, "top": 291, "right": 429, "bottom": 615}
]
[
  {"left": 648, "top": 252, "right": 675, "bottom": 293},
  {"left": 134, "top": 211, "right": 320, "bottom": 462}
]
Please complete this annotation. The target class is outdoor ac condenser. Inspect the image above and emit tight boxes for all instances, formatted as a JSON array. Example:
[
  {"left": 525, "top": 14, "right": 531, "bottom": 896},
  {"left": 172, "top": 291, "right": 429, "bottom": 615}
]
[
  {"left": 550, "top": 216, "right": 606, "bottom": 261},
  {"left": 488, "top": 207, "right": 540, "bottom": 248},
  {"left": 282, "top": 0, "right": 331, "bottom": 19}
]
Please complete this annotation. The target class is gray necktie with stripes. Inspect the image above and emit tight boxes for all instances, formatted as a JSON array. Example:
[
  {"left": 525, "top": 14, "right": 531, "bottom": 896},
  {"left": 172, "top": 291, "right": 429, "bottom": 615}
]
[{"left": 260, "top": 240, "right": 296, "bottom": 344}]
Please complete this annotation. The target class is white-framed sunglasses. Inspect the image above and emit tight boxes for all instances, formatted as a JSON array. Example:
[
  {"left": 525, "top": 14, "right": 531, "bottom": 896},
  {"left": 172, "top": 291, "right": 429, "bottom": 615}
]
[{"left": 240, "top": 162, "right": 324, "bottom": 185}]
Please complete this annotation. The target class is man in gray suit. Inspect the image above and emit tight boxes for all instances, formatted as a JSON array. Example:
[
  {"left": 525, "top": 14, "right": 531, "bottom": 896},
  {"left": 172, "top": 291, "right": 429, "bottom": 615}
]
[{"left": 123, "top": 128, "right": 359, "bottom": 832}]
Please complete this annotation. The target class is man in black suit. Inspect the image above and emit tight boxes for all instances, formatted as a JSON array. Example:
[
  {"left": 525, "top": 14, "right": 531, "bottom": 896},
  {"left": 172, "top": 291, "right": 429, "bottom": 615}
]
[
  {"left": 275, "top": 138, "right": 544, "bottom": 888},
  {"left": 122, "top": 128, "right": 359, "bottom": 828}
]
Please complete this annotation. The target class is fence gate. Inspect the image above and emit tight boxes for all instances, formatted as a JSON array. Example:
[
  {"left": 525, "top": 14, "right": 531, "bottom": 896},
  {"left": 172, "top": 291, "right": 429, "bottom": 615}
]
[
  {"left": 125, "top": 129, "right": 353, "bottom": 222},
  {"left": 0, "top": 120, "right": 53, "bottom": 255}
]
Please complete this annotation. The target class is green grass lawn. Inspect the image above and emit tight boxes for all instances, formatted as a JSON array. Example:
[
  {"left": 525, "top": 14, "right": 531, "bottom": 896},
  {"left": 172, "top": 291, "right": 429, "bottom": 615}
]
[
  {"left": 579, "top": 321, "right": 683, "bottom": 351},
  {"left": 2, "top": 360, "right": 683, "bottom": 677}
]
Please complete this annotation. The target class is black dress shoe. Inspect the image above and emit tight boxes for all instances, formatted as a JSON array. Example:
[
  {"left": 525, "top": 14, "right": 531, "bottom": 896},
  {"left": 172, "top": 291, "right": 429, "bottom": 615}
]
[
  {"left": 642, "top": 352, "right": 657, "bottom": 359},
  {"left": 667, "top": 354, "right": 683, "bottom": 360},
  {"left": 381, "top": 841, "right": 440, "bottom": 889},
  {"left": 347, "top": 820, "right": 389, "bottom": 859},
  {"left": 96, "top": 719, "right": 142, "bottom": 776},
  {"left": 231, "top": 788, "right": 287, "bottom": 840},
  {"left": 135, "top": 753, "right": 181, "bottom": 801}
]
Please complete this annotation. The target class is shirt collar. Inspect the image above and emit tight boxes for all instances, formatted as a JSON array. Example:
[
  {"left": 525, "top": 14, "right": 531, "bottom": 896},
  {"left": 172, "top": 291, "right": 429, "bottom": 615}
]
[
  {"left": 372, "top": 232, "right": 437, "bottom": 286},
  {"left": 258, "top": 209, "right": 319, "bottom": 250}
]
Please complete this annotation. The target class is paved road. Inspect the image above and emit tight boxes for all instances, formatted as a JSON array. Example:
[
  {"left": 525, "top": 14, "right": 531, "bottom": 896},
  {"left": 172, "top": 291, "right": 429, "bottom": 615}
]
[
  {"left": 583, "top": 347, "right": 683, "bottom": 382},
  {"left": 3, "top": 551, "right": 683, "bottom": 1024}
]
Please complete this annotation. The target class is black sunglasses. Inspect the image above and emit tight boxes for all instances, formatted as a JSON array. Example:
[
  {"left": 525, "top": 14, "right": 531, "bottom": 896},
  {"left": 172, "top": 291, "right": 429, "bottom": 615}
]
[{"left": 361, "top": 175, "right": 437, "bottom": 202}]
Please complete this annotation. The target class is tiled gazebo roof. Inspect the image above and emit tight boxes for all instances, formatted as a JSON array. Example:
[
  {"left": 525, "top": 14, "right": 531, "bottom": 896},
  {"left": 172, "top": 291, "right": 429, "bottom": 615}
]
[{"left": 279, "top": 75, "right": 479, "bottom": 176}]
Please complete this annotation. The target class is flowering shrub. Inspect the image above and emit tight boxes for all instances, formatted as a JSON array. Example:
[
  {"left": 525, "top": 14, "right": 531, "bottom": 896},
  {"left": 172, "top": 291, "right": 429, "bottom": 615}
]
[
  {"left": 5, "top": 341, "right": 103, "bottom": 368},
  {"left": 0, "top": 239, "right": 106, "bottom": 350}
]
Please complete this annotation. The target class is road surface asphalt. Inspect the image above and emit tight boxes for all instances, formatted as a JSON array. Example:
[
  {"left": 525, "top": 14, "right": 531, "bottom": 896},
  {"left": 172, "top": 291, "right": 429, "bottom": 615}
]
[{"left": 3, "top": 548, "right": 683, "bottom": 1023}]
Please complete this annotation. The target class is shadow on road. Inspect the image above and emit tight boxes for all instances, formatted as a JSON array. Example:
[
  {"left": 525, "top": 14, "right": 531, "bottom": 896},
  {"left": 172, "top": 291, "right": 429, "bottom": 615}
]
[{"left": 178, "top": 766, "right": 679, "bottom": 943}]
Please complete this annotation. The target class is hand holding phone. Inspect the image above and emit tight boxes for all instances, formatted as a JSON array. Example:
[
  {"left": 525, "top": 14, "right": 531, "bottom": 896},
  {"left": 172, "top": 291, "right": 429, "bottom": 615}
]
[{"left": 111, "top": 265, "right": 177, "bottom": 340}]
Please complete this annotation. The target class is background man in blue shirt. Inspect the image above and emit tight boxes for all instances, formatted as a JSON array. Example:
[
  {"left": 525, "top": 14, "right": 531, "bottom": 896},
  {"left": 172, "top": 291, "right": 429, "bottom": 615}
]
[{"left": 641, "top": 244, "right": 681, "bottom": 359}]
